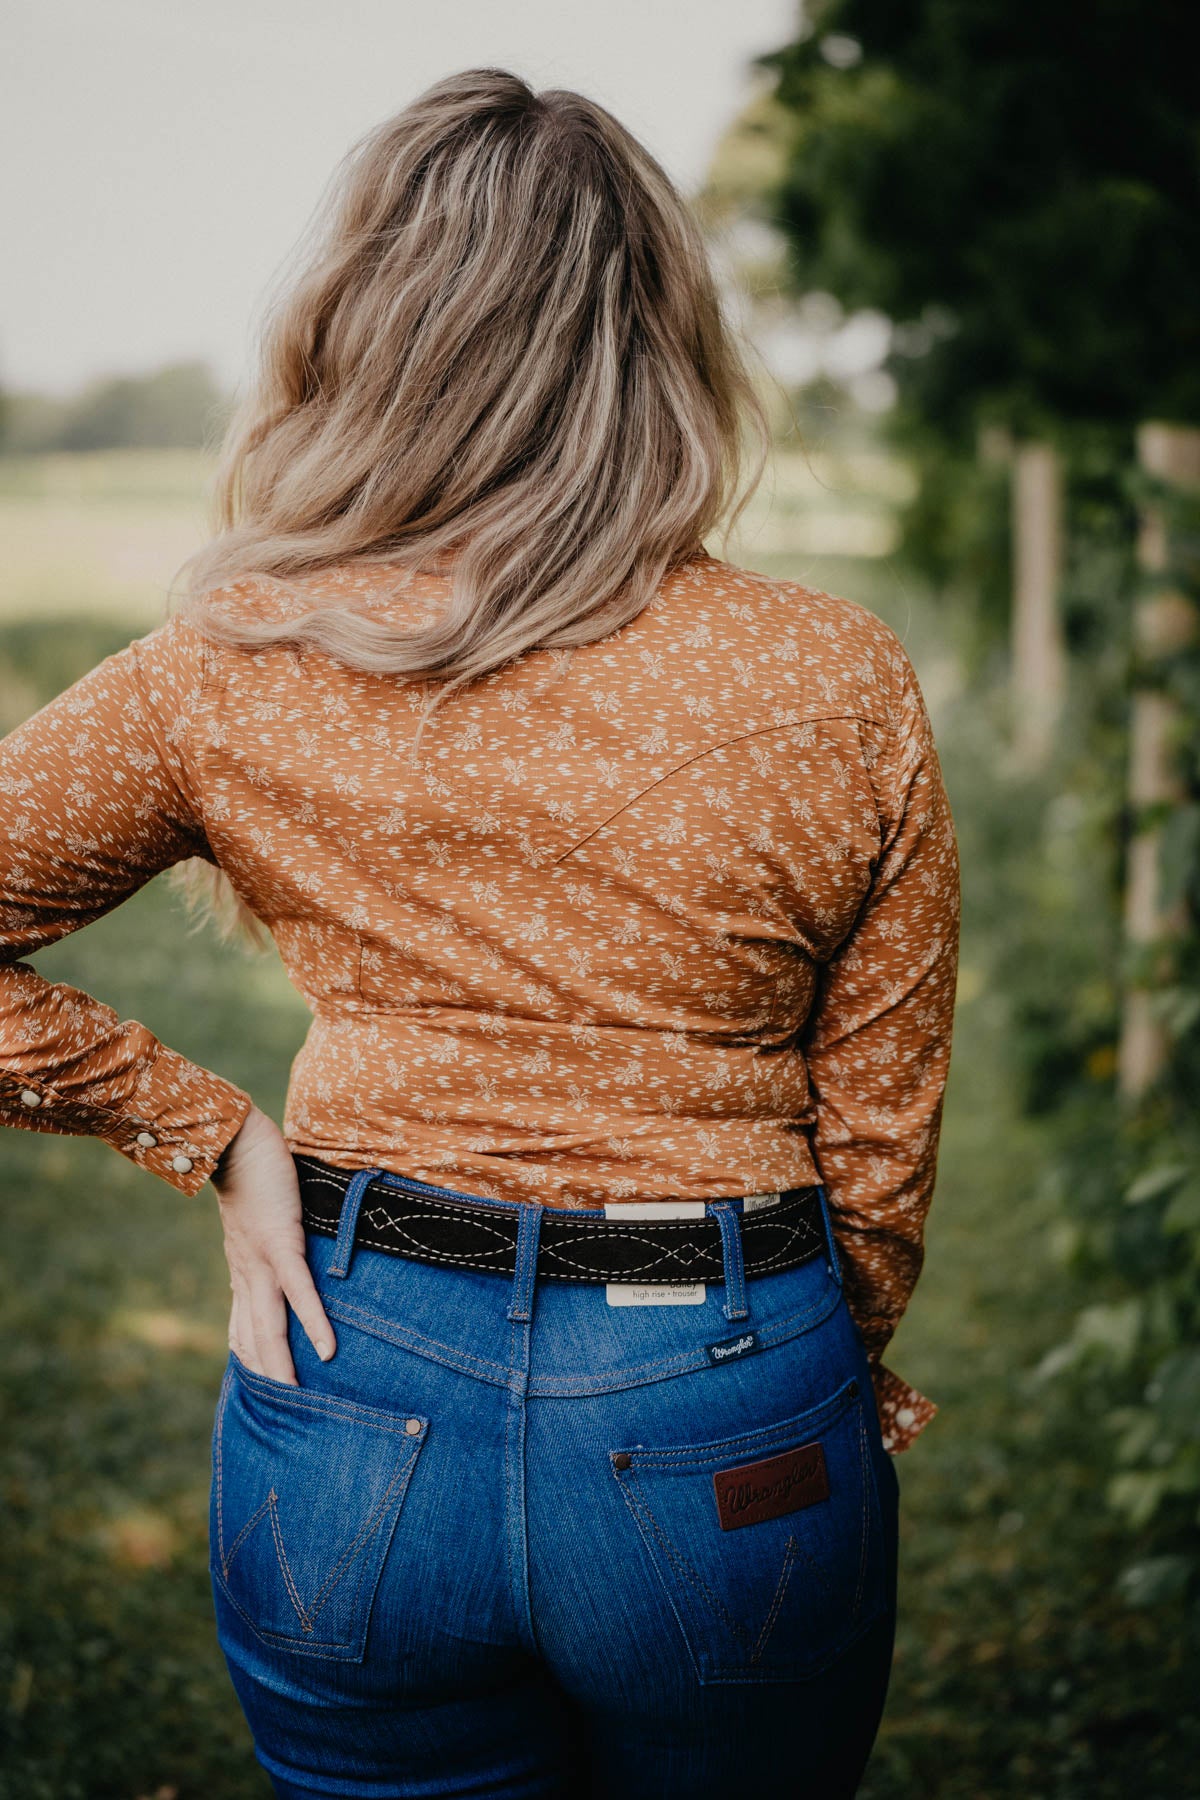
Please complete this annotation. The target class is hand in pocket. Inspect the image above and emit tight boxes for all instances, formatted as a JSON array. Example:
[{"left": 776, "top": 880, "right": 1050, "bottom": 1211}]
[{"left": 213, "top": 1105, "right": 337, "bottom": 1384}]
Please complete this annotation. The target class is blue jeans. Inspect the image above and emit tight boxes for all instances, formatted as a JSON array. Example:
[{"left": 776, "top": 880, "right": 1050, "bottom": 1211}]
[{"left": 209, "top": 1171, "right": 900, "bottom": 1798}]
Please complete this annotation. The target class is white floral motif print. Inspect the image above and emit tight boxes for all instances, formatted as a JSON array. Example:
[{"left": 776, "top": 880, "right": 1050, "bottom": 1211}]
[{"left": 0, "top": 549, "right": 960, "bottom": 1454}]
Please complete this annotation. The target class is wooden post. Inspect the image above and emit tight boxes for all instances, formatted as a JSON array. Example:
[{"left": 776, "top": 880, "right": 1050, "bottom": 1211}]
[
  {"left": 1117, "top": 422, "right": 1200, "bottom": 1102},
  {"left": 1011, "top": 440, "right": 1066, "bottom": 766}
]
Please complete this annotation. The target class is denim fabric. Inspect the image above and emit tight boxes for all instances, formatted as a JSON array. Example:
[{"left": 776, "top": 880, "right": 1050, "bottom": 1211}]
[{"left": 209, "top": 1170, "right": 900, "bottom": 1798}]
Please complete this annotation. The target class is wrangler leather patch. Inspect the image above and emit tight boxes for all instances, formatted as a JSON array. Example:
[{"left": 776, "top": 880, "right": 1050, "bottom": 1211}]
[{"left": 713, "top": 1440, "right": 830, "bottom": 1531}]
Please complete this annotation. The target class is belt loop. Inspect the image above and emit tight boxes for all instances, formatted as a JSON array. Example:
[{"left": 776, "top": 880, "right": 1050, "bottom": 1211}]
[
  {"left": 326, "top": 1168, "right": 379, "bottom": 1280},
  {"left": 816, "top": 1185, "right": 844, "bottom": 1289},
  {"left": 506, "top": 1202, "right": 543, "bottom": 1322},
  {"left": 707, "top": 1200, "right": 749, "bottom": 1322}
]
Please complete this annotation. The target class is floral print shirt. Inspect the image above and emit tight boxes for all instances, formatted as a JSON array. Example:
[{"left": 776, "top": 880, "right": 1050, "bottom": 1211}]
[{"left": 0, "top": 549, "right": 960, "bottom": 1452}]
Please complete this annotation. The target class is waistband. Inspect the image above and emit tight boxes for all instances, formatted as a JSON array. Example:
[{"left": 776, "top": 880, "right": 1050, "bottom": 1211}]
[{"left": 294, "top": 1153, "right": 833, "bottom": 1327}]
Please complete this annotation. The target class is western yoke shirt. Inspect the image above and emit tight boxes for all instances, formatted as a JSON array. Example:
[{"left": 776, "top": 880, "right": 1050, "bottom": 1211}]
[{"left": 0, "top": 549, "right": 960, "bottom": 1452}]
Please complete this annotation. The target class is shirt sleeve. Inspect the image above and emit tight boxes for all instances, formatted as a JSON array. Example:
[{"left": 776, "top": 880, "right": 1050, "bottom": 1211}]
[
  {"left": 0, "top": 614, "right": 254, "bottom": 1197},
  {"left": 801, "top": 634, "right": 961, "bottom": 1454}
]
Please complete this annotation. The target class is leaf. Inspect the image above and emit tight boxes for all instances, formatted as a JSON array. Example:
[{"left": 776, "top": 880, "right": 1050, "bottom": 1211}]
[
  {"left": 1073, "top": 1299, "right": 1143, "bottom": 1366},
  {"left": 1116, "top": 1555, "right": 1194, "bottom": 1607},
  {"left": 1030, "top": 1338, "right": 1082, "bottom": 1384},
  {"left": 1163, "top": 1179, "right": 1200, "bottom": 1234},
  {"left": 1147, "top": 1350, "right": 1200, "bottom": 1441},
  {"left": 1124, "top": 1164, "right": 1191, "bottom": 1205},
  {"left": 1107, "top": 1470, "right": 1170, "bottom": 1528},
  {"left": 1108, "top": 1405, "right": 1160, "bottom": 1466}
]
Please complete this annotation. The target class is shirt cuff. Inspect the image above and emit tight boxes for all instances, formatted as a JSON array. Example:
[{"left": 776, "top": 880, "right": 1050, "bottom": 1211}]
[
  {"left": 0, "top": 1049, "right": 254, "bottom": 1198},
  {"left": 870, "top": 1358, "right": 938, "bottom": 1454}
]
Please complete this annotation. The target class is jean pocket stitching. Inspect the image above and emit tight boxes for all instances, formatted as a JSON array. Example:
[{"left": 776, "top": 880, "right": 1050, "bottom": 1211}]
[
  {"left": 230, "top": 1353, "right": 427, "bottom": 1434},
  {"left": 851, "top": 1406, "right": 874, "bottom": 1621},
  {"left": 789, "top": 1529, "right": 837, "bottom": 1605},
  {"left": 214, "top": 1367, "right": 233, "bottom": 1573},
  {"left": 530, "top": 1283, "right": 844, "bottom": 1398},
  {"left": 267, "top": 1488, "right": 314, "bottom": 1633},
  {"left": 623, "top": 1375, "right": 858, "bottom": 1469},
  {"left": 211, "top": 1358, "right": 428, "bottom": 1660},
  {"left": 622, "top": 1475, "right": 809, "bottom": 1667},
  {"left": 305, "top": 1455, "right": 421, "bottom": 1624},
  {"left": 316, "top": 1295, "right": 512, "bottom": 1384},
  {"left": 222, "top": 1493, "right": 271, "bottom": 1580},
  {"left": 610, "top": 1380, "right": 885, "bottom": 1684},
  {"left": 750, "top": 1535, "right": 798, "bottom": 1664},
  {"left": 617, "top": 1474, "right": 751, "bottom": 1648}
]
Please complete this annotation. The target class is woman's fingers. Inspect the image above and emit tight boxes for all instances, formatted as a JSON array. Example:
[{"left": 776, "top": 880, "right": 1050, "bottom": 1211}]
[
  {"left": 278, "top": 1252, "right": 337, "bottom": 1362},
  {"left": 212, "top": 1107, "right": 331, "bottom": 1381},
  {"left": 247, "top": 1279, "right": 299, "bottom": 1386},
  {"left": 226, "top": 1257, "right": 333, "bottom": 1383}
]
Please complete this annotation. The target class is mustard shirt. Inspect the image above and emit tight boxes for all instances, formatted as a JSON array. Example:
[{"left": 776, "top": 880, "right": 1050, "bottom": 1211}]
[{"left": 0, "top": 549, "right": 960, "bottom": 1452}]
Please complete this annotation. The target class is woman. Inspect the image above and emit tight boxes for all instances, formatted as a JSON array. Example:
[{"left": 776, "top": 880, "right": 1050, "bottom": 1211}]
[{"left": 0, "top": 68, "right": 959, "bottom": 1799}]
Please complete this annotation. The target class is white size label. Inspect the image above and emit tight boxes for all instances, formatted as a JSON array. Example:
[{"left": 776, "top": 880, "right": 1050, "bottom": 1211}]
[
  {"left": 603, "top": 1199, "right": 708, "bottom": 1305},
  {"left": 603, "top": 1201, "right": 707, "bottom": 1221},
  {"left": 606, "top": 1282, "right": 708, "bottom": 1306}
]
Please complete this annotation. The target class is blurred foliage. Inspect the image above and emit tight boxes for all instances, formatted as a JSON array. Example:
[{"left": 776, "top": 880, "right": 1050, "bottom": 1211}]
[
  {"left": 899, "top": 420, "right": 1200, "bottom": 1623},
  {"left": 756, "top": 0, "right": 1200, "bottom": 439},
  {"left": 0, "top": 361, "right": 231, "bottom": 456},
  {"left": 758, "top": 0, "right": 1200, "bottom": 1686},
  {"left": 1037, "top": 469, "right": 1200, "bottom": 1600}
]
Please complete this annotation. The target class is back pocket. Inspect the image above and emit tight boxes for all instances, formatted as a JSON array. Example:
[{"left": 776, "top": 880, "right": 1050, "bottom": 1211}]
[
  {"left": 610, "top": 1373, "right": 886, "bottom": 1684},
  {"left": 210, "top": 1353, "right": 428, "bottom": 1662}
]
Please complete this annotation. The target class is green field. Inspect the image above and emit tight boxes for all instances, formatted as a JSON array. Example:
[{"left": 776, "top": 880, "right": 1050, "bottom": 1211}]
[{"left": 1, "top": 451, "right": 1195, "bottom": 1797}]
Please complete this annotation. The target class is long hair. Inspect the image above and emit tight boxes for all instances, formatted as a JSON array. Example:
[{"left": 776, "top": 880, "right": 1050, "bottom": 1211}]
[{"left": 167, "top": 67, "right": 771, "bottom": 949}]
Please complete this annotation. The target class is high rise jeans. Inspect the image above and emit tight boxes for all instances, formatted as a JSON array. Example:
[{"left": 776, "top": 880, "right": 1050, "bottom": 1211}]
[{"left": 208, "top": 1168, "right": 900, "bottom": 1798}]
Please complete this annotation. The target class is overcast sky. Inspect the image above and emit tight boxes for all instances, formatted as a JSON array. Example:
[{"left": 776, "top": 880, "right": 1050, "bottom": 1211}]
[{"left": 2, "top": 0, "right": 802, "bottom": 396}]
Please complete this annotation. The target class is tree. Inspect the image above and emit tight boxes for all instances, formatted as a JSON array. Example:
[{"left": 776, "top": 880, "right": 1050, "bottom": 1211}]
[
  {"left": 758, "top": 0, "right": 1200, "bottom": 437},
  {"left": 0, "top": 360, "right": 229, "bottom": 454},
  {"left": 759, "top": 1, "right": 1200, "bottom": 758},
  {"left": 757, "top": 0, "right": 1200, "bottom": 1602}
]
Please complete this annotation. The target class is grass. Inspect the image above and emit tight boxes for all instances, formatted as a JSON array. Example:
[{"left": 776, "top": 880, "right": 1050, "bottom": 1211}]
[{"left": 1, "top": 450, "right": 1196, "bottom": 1797}]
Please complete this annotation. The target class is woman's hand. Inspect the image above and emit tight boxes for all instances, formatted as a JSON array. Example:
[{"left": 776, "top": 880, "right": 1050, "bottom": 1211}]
[{"left": 211, "top": 1105, "right": 337, "bottom": 1384}]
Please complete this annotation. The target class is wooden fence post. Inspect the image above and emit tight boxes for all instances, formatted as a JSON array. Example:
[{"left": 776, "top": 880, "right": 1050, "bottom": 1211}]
[
  {"left": 1011, "top": 440, "right": 1066, "bottom": 767},
  {"left": 1117, "top": 421, "right": 1200, "bottom": 1102}
]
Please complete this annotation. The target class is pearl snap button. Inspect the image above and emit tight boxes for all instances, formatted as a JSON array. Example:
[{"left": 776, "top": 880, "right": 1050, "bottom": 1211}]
[
  {"left": 404, "top": 1418, "right": 422, "bottom": 1436},
  {"left": 19, "top": 1089, "right": 41, "bottom": 1107},
  {"left": 170, "top": 1153, "right": 194, "bottom": 1173},
  {"left": 136, "top": 1131, "right": 158, "bottom": 1147},
  {"left": 895, "top": 1406, "right": 916, "bottom": 1429}
]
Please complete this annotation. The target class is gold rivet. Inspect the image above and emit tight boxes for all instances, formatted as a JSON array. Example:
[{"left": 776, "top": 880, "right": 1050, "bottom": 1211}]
[{"left": 404, "top": 1418, "right": 422, "bottom": 1436}]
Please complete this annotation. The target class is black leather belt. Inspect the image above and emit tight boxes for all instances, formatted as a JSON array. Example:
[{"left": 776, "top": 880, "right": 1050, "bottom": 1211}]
[{"left": 293, "top": 1154, "right": 828, "bottom": 1285}]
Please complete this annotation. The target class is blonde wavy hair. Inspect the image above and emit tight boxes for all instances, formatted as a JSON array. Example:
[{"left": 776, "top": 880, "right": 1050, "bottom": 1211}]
[{"left": 167, "top": 66, "right": 770, "bottom": 949}]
